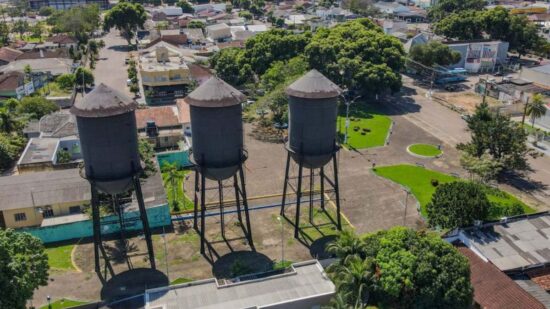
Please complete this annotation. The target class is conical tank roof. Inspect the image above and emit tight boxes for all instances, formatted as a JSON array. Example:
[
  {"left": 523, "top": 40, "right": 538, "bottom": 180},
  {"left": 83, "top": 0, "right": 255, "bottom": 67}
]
[
  {"left": 184, "top": 76, "right": 245, "bottom": 108},
  {"left": 71, "top": 83, "right": 137, "bottom": 118},
  {"left": 286, "top": 69, "right": 342, "bottom": 99}
]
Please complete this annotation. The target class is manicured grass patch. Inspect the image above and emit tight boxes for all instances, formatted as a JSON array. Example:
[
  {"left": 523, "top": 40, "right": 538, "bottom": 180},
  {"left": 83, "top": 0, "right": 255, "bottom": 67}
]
[
  {"left": 171, "top": 277, "right": 193, "bottom": 285},
  {"left": 45, "top": 244, "right": 75, "bottom": 270},
  {"left": 297, "top": 207, "right": 352, "bottom": 243},
  {"left": 373, "top": 164, "right": 534, "bottom": 218},
  {"left": 337, "top": 104, "right": 391, "bottom": 149},
  {"left": 39, "top": 298, "right": 88, "bottom": 309},
  {"left": 408, "top": 144, "right": 442, "bottom": 157},
  {"left": 161, "top": 169, "right": 193, "bottom": 213},
  {"left": 273, "top": 260, "right": 293, "bottom": 270}
]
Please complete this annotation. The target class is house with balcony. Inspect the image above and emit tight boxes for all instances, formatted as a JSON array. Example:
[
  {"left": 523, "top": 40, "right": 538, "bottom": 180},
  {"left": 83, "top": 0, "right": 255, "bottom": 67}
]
[
  {"left": 444, "top": 40, "right": 509, "bottom": 73},
  {"left": 139, "top": 42, "right": 193, "bottom": 106}
]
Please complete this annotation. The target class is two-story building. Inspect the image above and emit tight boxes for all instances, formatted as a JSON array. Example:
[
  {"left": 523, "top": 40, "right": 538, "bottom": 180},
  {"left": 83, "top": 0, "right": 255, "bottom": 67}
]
[{"left": 139, "top": 42, "right": 193, "bottom": 105}]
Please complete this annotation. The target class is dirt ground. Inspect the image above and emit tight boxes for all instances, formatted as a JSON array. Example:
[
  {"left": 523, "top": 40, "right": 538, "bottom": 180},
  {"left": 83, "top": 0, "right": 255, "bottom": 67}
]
[
  {"left": 32, "top": 104, "right": 488, "bottom": 306},
  {"left": 434, "top": 91, "right": 501, "bottom": 114}
]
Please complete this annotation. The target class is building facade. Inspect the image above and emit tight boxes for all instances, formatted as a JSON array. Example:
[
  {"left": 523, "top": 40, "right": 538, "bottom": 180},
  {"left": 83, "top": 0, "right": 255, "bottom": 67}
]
[{"left": 445, "top": 40, "right": 509, "bottom": 73}]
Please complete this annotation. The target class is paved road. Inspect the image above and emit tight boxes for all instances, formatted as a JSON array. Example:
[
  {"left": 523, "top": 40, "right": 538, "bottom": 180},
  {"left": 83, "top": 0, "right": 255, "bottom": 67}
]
[
  {"left": 390, "top": 75, "right": 550, "bottom": 207},
  {"left": 74, "top": 30, "right": 133, "bottom": 105}
]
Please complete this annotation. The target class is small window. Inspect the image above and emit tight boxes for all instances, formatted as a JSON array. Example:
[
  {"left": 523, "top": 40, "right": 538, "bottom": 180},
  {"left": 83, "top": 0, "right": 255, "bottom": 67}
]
[
  {"left": 42, "top": 207, "right": 54, "bottom": 218},
  {"left": 69, "top": 206, "right": 81, "bottom": 214},
  {"left": 14, "top": 213, "right": 27, "bottom": 222}
]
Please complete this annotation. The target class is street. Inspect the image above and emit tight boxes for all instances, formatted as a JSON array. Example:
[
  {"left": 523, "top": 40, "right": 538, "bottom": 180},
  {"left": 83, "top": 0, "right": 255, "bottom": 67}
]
[{"left": 393, "top": 75, "right": 550, "bottom": 207}]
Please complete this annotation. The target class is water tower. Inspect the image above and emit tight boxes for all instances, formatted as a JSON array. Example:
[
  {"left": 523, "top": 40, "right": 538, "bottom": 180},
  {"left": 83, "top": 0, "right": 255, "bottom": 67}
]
[
  {"left": 71, "top": 83, "right": 156, "bottom": 274},
  {"left": 280, "top": 70, "right": 343, "bottom": 238},
  {"left": 184, "top": 77, "right": 253, "bottom": 254}
]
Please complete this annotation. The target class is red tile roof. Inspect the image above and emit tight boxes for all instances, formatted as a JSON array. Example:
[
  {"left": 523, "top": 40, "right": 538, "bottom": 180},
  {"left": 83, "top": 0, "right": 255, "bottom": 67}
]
[
  {"left": 188, "top": 63, "right": 213, "bottom": 85},
  {"left": 457, "top": 245, "right": 545, "bottom": 309},
  {"left": 0, "top": 71, "right": 24, "bottom": 91},
  {"left": 176, "top": 99, "right": 190, "bottom": 124},
  {"left": 135, "top": 106, "right": 181, "bottom": 129},
  {"left": 527, "top": 268, "right": 550, "bottom": 291},
  {"left": 0, "top": 47, "right": 23, "bottom": 63}
]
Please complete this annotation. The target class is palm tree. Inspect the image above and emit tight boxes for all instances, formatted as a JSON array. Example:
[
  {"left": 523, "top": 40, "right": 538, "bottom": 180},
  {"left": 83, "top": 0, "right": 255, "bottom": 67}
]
[
  {"left": 161, "top": 162, "right": 185, "bottom": 212},
  {"left": 326, "top": 229, "right": 367, "bottom": 265},
  {"left": 329, "top": 256, "right": 375, "bottom": 308},
  {"left": 526, "top": 94, "right": 547, "bottom": 129}
]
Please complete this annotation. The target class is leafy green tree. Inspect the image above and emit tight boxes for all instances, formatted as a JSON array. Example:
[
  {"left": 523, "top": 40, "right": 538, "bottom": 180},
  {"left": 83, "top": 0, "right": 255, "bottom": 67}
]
[
  {"left": 326, "top": 229, "right": 367, "bottom": 264},
  {"left": 428, "top": 0, "right": 486, "bottom": 21},
  {"left": 75, "top": 67, "right": 94, "bottom": 89},
  {"left": 39, "top": 6, "right": 55, "bottom": 16},
  {"left": 2, "top": 98, "right": 20, "bottom": 113},
  {"left": 188, "top": 20, "right": 205, "bottom": 29},
  {"left": 0, "top": 132, "right": 26, "bottom": 170},
  {"left": 409, "top": 41, "right": 462, "bottom": 67},
  {"left": 29, "top": 23, "right": 44, "bottom": 40},
  {"left": 458, "top": 102, "right": 539, "bottom": 174},
  {"left": 525, "top": 94, "right": 547, "bottom": 130},
  {"left": 103, "top": 2, "right": 147, "bottom": 46},
  {"left": 305, "top": 18, "right": 404, "bottom": 95},
  {"left": 261, "top": 56, "right": 309, "bottom": 91},
  {"left": 23, "top": 64, "right": 32, "bottom": 83},
  {"left": 239, "top": 10, "right": 253, "bottom": 21},
  {"left": 17, "top": 96, "right": 59, "bottom": 120},
  {"left": 427, "top": 182, "right": 491, "bottom": 229},
  {"left": 460, "top": 152, "right": 502, "bottom": 182},
  {"left": 341, "top": 0, "right": 379, "bottom": 16},
  {"left": 139, "top": 139, "right": 156, "bottom": 177},
  {"left": 50, "top": 5, "right": 100, "bottom": 44},
  {"left": 210, "top": 47, "right": 253, "bottom": 86},
  {"left": 56, "top": 149, "right": 71, "bottom": 163},
  {"left": 0, "top": 229, "right": 49, "bottom": 309},
  {"left": 12, "top": 19, "right": 28, "bottom": 39},
  {"left": 267, "top": 89, "right": 288, "bottom": 125},
  {"left": 482, "top": 6, "right": 510, "bottom": 41},
  {"left": 0, "top": 108, "right": 21, "bottom": 133},
  {"left": 56, "top": 73, "right": 76, "bottom": 90},
  {"left": 177, "top": 0, "right": 194, "bottom": 13},
  {"left": 508, "top": 14, "right": 545, "bottom": 57},
  {"left": 327, "top": 227, "right": 473, "bottom": 309},
  {"left": 0, "top": 22, "right": 10, "bottom": 46},
  {"left": 434, "top": 10, "right": 484, "bottom": 40}
]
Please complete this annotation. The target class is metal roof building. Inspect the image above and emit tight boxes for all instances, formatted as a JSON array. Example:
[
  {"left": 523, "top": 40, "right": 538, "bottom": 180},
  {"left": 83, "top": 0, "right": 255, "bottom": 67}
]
[{"left": 144, "top": 260, "right": 335, "bottom": 309}]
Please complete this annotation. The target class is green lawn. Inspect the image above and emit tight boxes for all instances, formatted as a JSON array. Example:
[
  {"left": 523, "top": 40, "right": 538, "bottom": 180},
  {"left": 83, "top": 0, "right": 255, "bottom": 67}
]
[
  {"left": 408, "top": 144, "right": 442, "bottom": 157},
  {"left": 161, "top": 169, "right": 193, "bottom": 213},
  {"left": 373, "top": 164, "right": 534, "bottom": 218},
  {"left": 170, "top": 277, "right": 193, "bottom": 285},
  {"left": 45, "top": 244, "right": 75, "bottom": 270},
  {"left": 337, "top": 104, "right": 392, "bottom": 149},
  {"left": 39, "top": 298, "right": 88, "bottom": 309}
]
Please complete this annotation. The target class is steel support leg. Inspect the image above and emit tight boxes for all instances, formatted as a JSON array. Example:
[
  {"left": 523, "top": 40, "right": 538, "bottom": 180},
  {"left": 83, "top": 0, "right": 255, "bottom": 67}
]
[
  {"left": 332, "top": 154, "right": 342, "bottom": 231},
  {"left": 200, "top": 173, "right": 206, "bottom": 255},
  {"left": 280, "top": 151, "right": 291, "bottom": 216},
  {"left": 218, "top": 180, "right": 225, "bottom": 239},
  {"left": 294, "top": 160, "right": 304, "bottom": 239},
  {"left": 91, "top": 184, "right": 101, "bottom": 274},
  {"left": 239, "top": 165, "right": 254, "bottom": 249},
  {"left": 193, "top": 169, "right": 199, "bottom": 230},
  {"left": 320, "top": 166, "right": 325, "bottom": 210},
  {"left": 134, "top": 176, "right": 156, "bottom": 269}
]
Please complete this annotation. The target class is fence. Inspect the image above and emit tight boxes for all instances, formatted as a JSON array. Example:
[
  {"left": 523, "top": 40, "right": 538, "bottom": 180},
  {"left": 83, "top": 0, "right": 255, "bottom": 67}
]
[{"left": 19, "top": 204, "right": 171, "bottom": 244}]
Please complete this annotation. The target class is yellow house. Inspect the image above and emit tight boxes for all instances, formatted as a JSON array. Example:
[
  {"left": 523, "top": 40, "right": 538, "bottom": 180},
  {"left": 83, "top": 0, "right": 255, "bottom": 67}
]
[
  {"left": 0, "top": 169, "right": 90, "bottom": 229},
  {"left": 139, "top": 42, "right": 192, "bottom": 105}
]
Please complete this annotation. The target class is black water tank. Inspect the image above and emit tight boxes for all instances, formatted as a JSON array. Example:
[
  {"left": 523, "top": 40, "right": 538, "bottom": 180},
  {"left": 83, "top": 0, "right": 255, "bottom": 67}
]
[
  {"left": 70, "top": 83, "right": 141, "bottom": 194},
  {"left": 184, "top": 77, "right": 246, "bottom": 180},
  {"left": 286, "top": 70, "right": 342, "bottom": 169}
]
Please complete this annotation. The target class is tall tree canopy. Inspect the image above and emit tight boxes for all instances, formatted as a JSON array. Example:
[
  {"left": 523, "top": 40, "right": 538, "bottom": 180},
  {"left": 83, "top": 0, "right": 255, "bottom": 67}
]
[
  {"left": 210, "top": 47, "right": 253, "bottom": 86},
  {"left": 0, "top": 229, "right": 49, "bottom": 309},
  {"left": 103, "top": 2, "right": 147, "bottom": 45},
  {"left": 327, "top": 227, "right": 473, "bottom": 308},
  {"left": 428, "top": 0, "right": 486, "bottom": 21},
  {"left": 48, "top": 5, "right": 100, "bottom": 43},
  {"left": 434, "top": 10, "right": 484, "bottom": 40},
  {"left": 306, "top": 18, "right": 404, "bottom": 95},
  {"left": 17, "top": 96, "right": 59, "bottom": 120},
  {"left": 409, "top": 41, "right": 461, "bottom": 67},
  {"left": 458, "top": 102, "right": 539, "bottom": 174},
  {"left": 427, "top": 182, "right": 491, "bottom": 229}
]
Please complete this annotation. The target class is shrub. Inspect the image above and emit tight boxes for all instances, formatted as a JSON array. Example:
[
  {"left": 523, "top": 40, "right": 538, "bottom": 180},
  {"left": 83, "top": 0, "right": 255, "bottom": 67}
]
[{"left": 431, "top": 179, "right": 439, "bottom": 187}]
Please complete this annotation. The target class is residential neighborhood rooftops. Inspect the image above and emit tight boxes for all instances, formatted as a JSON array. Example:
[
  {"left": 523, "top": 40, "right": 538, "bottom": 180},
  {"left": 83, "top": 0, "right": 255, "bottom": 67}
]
[
  {"left": 456, "top": 244, "right": 545, "bottom": 309},
  {"left": 135, "top": 106, "right": 181, "bottom": 129},
  {"left": 0, "top": 58, "right": 72, "bottom": 75},
  {"left": 460, "top": 213, "right": 550, "bottom": 272},
  {"left": 39, "top": 112, "right": 78, "bottom": 138},
  {"left": 0, "top": 47, "right": 23, "bottom": 63},
  {"left": 17, "top": 137, "right": 59, "bottom": 166},
  {"left": 0, "top": 168, "right": 89, "bottom": 211},
  {"left": 145, "top": 260, "right": 335, "bottom": 309},
  {"left": 513, "top": 275, "right": 550, "bottom": 307},
  {"left": 0, "top": 71, "right": 24, "bottom": 91}
]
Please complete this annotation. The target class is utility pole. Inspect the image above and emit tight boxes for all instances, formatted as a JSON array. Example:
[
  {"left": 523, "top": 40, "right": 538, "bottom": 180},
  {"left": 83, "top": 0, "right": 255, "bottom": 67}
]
[{"left": 521, "top": 97, "right": 530, "bottom": 125}]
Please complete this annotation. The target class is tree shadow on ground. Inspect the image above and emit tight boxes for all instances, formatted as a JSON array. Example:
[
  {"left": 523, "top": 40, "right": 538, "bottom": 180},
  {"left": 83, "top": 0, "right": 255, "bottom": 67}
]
[{"left": 212, "top": 251, "right": 273, "bottom": 279}]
